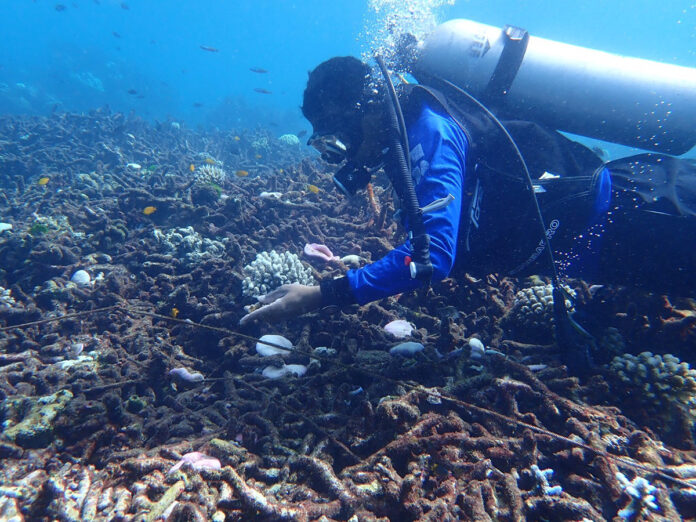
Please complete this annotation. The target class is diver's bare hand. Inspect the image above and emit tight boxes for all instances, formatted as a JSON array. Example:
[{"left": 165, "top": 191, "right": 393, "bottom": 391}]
[{"left": 239, "top": 284, "right": 322, "bottom": 326}]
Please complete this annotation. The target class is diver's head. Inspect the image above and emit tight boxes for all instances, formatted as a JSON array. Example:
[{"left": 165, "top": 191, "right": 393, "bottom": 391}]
[
  {"left": 302, "top": 56, "right": 387, "bottom": 196},
  {"left": 302, "top": 57, "right": 371, "bottom": 157}
]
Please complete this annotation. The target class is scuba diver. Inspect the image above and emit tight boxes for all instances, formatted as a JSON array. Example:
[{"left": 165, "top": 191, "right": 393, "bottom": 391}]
[{"left": 239, "top": 20, "right": 696, "bottom": 370}]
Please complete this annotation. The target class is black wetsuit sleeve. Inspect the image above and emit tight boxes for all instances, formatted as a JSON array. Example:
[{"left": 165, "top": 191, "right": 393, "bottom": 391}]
[{"left": 320, "top": 276, "right": 357, "bottom": 307}]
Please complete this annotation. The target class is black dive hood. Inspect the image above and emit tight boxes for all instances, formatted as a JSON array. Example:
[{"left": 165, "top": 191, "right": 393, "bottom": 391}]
[{"left": 414, "top": 19, "right": 696, "bottom": 155}]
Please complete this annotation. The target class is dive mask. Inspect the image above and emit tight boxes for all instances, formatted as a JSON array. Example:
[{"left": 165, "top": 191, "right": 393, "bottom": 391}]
[{"left": 308, "top": 134, "right": 348, "bottom": 164}]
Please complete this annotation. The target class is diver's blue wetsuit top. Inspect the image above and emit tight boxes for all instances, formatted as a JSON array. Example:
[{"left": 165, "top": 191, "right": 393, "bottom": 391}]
[
  {"left": 345, "top": 101, "right": 468, "bottom": 304},
  {"left": 324, "top": 100, "right": 612, "bottom": 306}
]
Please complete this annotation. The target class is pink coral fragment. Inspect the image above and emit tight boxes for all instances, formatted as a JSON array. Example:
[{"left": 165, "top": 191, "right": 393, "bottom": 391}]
[
  {"left": 304, "top": 243, "right": 340, "bottom": 263},
  {"left": 168, "top": 451, "right": 221, "bottom": 474}
]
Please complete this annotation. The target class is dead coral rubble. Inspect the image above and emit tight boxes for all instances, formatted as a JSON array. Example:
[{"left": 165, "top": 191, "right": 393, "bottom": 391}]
[{"left": 1, "top": 111, "right": 696, "bottom": 520}]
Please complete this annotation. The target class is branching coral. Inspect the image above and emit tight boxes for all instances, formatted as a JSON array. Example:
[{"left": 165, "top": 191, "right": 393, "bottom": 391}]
[
  {"left": 153, "top": 226, "right": 226, "bottom": 266},
  {"left": 610, "top": 351, "right": 696, "bottom": 417},
  {"left": 241, "top": 250, "right": 315, "bottom": 297},
  {"left": 616, "top": 472, "right": 659, "bottom": 520},
  {"left": 504, "top": 283, "right": 576, "bottom": 342},
  {"left": 194, "top": 164, "right": 227, "bottom": 186}
]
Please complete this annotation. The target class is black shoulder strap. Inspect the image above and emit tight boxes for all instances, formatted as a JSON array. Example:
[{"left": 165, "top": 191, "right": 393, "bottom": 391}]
[{"left": 481, "top": 25, "right": 529, "bottom": 107}]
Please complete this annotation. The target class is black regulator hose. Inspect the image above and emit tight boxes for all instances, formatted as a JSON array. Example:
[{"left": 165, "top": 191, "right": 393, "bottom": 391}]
[
  {"left": 433, "top": 77, "right": 595, "bottom": 375},
  {"left": 375, "top": 55, "right": 433, "bottom": 282}
]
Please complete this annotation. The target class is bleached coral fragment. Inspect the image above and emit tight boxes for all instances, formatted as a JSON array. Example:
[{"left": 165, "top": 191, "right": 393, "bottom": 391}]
[{"left": 241, "top": 250, "right": 314, "bottom": 297}]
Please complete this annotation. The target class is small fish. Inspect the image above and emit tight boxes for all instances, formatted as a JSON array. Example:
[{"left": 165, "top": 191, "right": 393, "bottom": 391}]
[
  {"left": 307, "top": 184, "right": 320, "bottom": 194},
  {"left": 235, "top": 170, "right": 249, "bottom": 177},
  {"left": 193, "top": 102, "right": 203, "bottom": 108},
  {"left": 204, "top": 158, "right": 216, "bottom": 165},
  {"left": 249, "top": 67, "right": 268, "bottom": 74},
  {"left": 143, "top": 206, "right": 157, "bottom": 215},
  {"left": 233, "top": 136, "right": 241, "bottom": 141},
  {"left": 200, "top": 45, "right": 219, "bottom": 53},
  {"left": 55, "top": 4, "right": 67, "bottom": 11},
  {"left": 189, "top": 164, "right": 195, "bottom": 172},
  {"left": 253, "top": 88, "right": 272, "bottom": 95},
  {"left": 120, "top": 2, "right": 129, "bottom": 9},
  {"left": 254, "top": 154, "right": 262, "bottom": 159},
  {"left": 127, "top": 89, "right": 137, "bottom": 95},
  {"left": 37, "top": 177, "right": 50, "bottom": 186},
  {"left": 112, "top": 31, "right": 121, "bottom": 38},
  {"left": 171, "top": 307, "right": 179, "bottom": 318},
  {"left": 297, "top": 130, "right": 307, "bottom": 138},
  {"left": 126, "top": 162, "right": 141, "bottom": 170},
  {"left": 147, "top": 165, "right": 157, "bottom": 171}
]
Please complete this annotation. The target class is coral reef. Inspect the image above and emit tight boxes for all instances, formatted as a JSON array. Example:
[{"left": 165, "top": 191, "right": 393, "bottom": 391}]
[
  {"left": 241, "top": 250, "right": 315, "bottom": 297},
  {"left": 0, "top": 286, "right": 16, "bottom": 307},
  {"left": 0, "top": 110, "right": 695, "bottom": 520},
  {"left": 616, "top": 472, "right": 660, "bottom": 520},
  {"left": 153, "top": 226, "right": 227, "bottom": 266},
  {"left": 279, "top": 133, "right": 300, "bottom": 146},
  {"left": 504, "top": 282, "right": 575, "bottom": 342},
  {"left": 194, "top": 164, "right": 227, "bottom": 186},
  {"left": 2, "top": 389, "right": 73, "bottom": 448},
  {"left": 609, "top": 351, "right": 696, "bottom": 434}
]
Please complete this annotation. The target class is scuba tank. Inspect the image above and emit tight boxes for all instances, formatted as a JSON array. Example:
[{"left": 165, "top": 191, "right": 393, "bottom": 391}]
[{"left": 414, "top": 18, "right": 696, "bottom": 155}]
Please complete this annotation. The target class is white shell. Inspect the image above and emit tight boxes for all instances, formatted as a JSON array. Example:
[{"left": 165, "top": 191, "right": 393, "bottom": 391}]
[
  {"left": 262, "top": 363, "right": 307, "bottom": 379},
  {"left": 469, "top": 338, "right": 486, "bottom": 360},
  {"left": 259, "top": 191, "right": 283, "bottom": 199},
  {"left": 389, "top": 341, "right": 425, "bottom": 357},
  {"left": 256, "top": 334, "right": 293, "bottom": 356},
  {"left": 70, "top": 270, "right": 91, "bottom": 286},
  {"left": 70, "top": 343, "right": 84, "bottom": 357},
  {"left": 284, "top": 364, "right": 307, "bottom": 377},
  {"left": 384, "top": 319, "right": 414, "bottom": 339}
]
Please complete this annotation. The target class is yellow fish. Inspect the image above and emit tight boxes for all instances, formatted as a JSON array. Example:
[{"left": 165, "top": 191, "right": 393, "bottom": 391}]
[
  {"left": 171, "top": 307, "right": 179, "bottom": 318},
  {"left": 235, "top": 170, "right": 249, "bottom": 177},
  {"left": 307, "top": 184, "right": 320, "bottom": 194},
  {"left": 234, "top": 136, "right": 241, "bottom": 141},
  {"left": 37, "top": 177, "right": 50, "bottom": 185},
  {"left": 205, "top": 158, "right": 216, "bottom": 165},
  {"left": 255, "top": 154, "right": 262, "bottom": 159},
  {"left": 143, "top": 206, "right": 157, "bottom": 215},
  {"left": 189, "top": 163, "right": 195, "bottom": 172}
]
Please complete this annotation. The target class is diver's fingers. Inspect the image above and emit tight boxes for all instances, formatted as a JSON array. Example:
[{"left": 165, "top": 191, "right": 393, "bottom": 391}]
[
  {"left": 257, "top": 285, "right": 291, "bottom": 305},
  {"left": 239, "top": 302, "right": 280, "bottom": 326}
]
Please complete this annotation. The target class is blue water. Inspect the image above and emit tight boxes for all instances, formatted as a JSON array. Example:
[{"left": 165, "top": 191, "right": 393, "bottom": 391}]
[{"left": 1, "top": 0, "right": 694, "bottom": 144}]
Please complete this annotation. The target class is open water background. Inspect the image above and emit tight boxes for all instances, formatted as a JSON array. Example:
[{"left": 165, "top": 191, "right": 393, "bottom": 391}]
[{"left": 1, "top": 1, "right": 694, "bottom": 146}]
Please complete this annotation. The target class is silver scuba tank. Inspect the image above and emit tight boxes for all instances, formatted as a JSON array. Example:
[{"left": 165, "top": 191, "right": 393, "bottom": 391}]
[{"left": 414, "top": 18, "right": 696, "bottom": 155}]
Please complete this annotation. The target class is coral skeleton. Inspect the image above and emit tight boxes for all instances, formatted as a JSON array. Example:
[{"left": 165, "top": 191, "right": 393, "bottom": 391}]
[
  {"left": 616, "top": 472, "right": 659, "bottom": 519},
  {"left": 529, "top": 465, "right": 563, "bottom": 496}
]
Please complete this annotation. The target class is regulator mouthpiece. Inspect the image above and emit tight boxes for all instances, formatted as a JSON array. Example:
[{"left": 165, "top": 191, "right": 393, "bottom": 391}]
[{"left": 333, "top": 162, "right": 372, "bottom": 197}]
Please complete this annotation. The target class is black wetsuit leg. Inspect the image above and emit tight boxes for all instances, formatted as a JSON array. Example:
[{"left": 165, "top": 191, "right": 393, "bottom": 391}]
[{"left": 594, "top": 154, "right": 696, "bottom": 296}]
